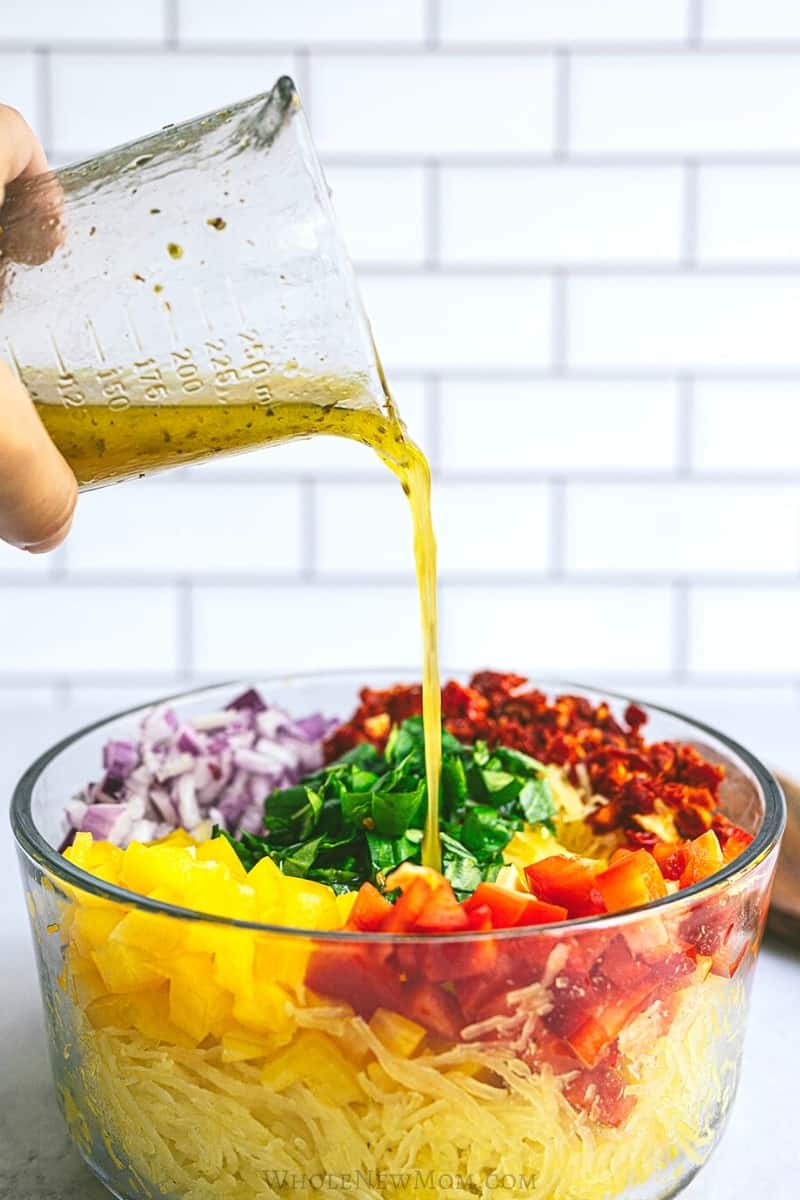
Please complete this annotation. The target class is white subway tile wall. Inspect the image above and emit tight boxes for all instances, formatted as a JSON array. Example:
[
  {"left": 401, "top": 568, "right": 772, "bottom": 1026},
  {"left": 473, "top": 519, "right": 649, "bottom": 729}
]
[{"left": 1, "top": 1, "right": 799, "bottom": 733}]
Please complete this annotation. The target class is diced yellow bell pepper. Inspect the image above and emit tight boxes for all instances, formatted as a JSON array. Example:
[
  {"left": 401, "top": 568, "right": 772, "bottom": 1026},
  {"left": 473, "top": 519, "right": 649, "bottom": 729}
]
[
  {"left": 261, "top": 1031, "right": 364, "bottom": 1105},
  {"left": 110, "top": 906, "right": 188, "bottom": 959},
  {"left": 335, "top": 891, "right": 358, "bottom": 925},
  {"left": 248, "top": 857, "right": 285, "bottom": 922},
  {"left": 232, "top": 975, "right": 294, "bottom": 1038},
  {"left": 186, "top": 863, "right": 257, "bottom": 920},
  {"left": 212, "top": 927, "right": 255, "bottom": 992},
  {"left": 195, "top": 836, "right": 248, "bottom": 882},
  {"left": 119, "top": 842, "right": 197, "bottom": 896},
  {"left": 65, "top": 833, "right": 123, "bottom": 877},
  {"left": 368, "top": 1008, "right": 426, "bottom": 1058},
  {"left": 91, "top": 941, "right": 166, "bottom": 994},
  {"left": 281, "top": 876, "right": 340, "bottom": 930},
  {"left": 504, "top": 825, "right": 562, "bottom": 871},
  {"left": 69, "top": 953, "right": 108, "bottom": 1008},
  {"left": 127, "top": 988, "right": 194, "bottom": 1046},
  {"left": 366, "top": 1061, "right": 403, "bottom": 1093},
  {"left": 72, "top": 903, "right": 126, "bottom": 954},
  {"left": 445, "top": 1060, "right": 484, "bottom": 1081},
  {"left": 86, "top": 992, "right": 135, "bottom": 1029},
  {"left": 151, "top": 828, "right": 195, "bottom": 849},
  {"left": 254, "top": 933, "right": 313, "bottom": 991},
  {"left": 221, "top": 1024, "right": 281, "bottom": 1063},
  {"left": 168, "top": 952, "right": 232, "bottom": 1043}
]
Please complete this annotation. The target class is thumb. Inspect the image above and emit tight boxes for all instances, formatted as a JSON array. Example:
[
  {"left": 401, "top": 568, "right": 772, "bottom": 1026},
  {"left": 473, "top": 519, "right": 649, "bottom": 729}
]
[{"left": 0, "top": 357, "right": 78, "bottom": 552}]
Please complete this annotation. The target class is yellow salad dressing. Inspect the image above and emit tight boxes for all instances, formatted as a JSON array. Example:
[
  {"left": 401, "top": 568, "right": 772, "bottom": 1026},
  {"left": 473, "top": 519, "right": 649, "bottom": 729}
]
[{"left": 35, "top": 381, "right": 443, "bottom": 869}]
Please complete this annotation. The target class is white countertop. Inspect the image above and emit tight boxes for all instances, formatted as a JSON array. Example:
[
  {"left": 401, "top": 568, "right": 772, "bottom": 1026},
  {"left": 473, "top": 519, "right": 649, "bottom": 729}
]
[{"left": 1, "top": 703, "right": 798, "bottom": 1200}]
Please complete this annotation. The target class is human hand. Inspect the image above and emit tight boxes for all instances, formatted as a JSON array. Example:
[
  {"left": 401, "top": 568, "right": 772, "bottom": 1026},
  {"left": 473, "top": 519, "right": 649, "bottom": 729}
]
[{"left": 0, "top": 105, "right": 76, "bottom": 552}]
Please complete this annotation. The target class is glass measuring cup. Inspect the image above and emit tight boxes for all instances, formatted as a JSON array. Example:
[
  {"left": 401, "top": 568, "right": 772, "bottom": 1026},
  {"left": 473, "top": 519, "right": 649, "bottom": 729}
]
[{"left": 0, "top": 77, "right": 394, "bottom": 488}]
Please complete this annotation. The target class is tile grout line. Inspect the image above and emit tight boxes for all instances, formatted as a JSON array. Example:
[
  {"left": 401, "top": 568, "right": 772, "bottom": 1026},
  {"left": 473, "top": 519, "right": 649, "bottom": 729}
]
[
  {"left": 425, "top": 0, "right": 441, "bottom": 48},
  {"left": 423, "top": 375, "right": 442, "bottom": 475},
  {"left": 233, "top": 261, "right": 800, "bottom": 278},
  {"left": 52, "top": 148, "right": 800, "bottom": 170},
  {"left": 688, "top": 0, "right": 704, "bottom": 45},
  {"left": 554, "top": 49, "right": 571, "bottom": 159},
  {"left": 176, "top": 581, "right": 194, "bottom": 681},
  {"left": 19, "top": 40, "right": 800, "bottom": 55},
  {"left": 295, "top": 47, "right": 312, "bottom": 110},
  {"left": 423, "top": 160, "right": 441, "bottom": 269},
  {"left": 5, "top": 675, "right": 800, "bottom": 696},
  {"left": 548, "top": 478, "right": 567, "bottom": 579},
  {"left": 163, "top": 0, "right": 179, "bottom": 50},
  {"left": 34, "top": 46, "right": 53, "bottom": 153},
  {"left": 676, "top": 376, "right": 695, "bottom": 477},
  {"left": 165, "top": 467, "right": 800, "bottom": 485},
  {"left": 551, "top": 270, "right": 568, "bottom": 373},
  {"left": 7, "top": 568, "right": 800, "bottom": 588},
  {"left": 299, "top": 479, "right": 317, "bottom": 581},
  {"left": 682, "top": 160, "right": 700, "bottom": 267},
  {"left": 672, "top": 580, "right": 691, "bottom": 680}
]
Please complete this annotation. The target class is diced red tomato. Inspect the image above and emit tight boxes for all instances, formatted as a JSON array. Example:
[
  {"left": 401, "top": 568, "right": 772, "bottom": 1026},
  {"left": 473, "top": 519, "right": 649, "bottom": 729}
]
[
  {"left": 641, "top": 947, "right": 698, "bottom": 991},
  {"left": 305, "top": 945, "right": 405, "bottom": 1018},
  {"left": 590, "top": 933, "right": 649, "bottom": 992},
  {"left": 347, "top": 882, "right": 393, "bottom": 931},
  {"left": 384, "top": 862, "right": 447, "bottom": 896},
  {"left": 463, "top": 882, "right": 567, "bottom": 929},
  {"left": 380, "top": 866, "right": 447, "bottom": 934},
  {"left": 525, "top": 856, "right": 606, "bottom": 918},
  {"left": 652, "top": 841, "right": 688, "bottom": 881},
  {"left": 543, "top": 963, "right": 596, "bottom": 1042},
  {"left": 527, "top": 1026, "right": 585, "bottom": 1076},
  {"left": 563, "top": 1063, "right": 637, "bottom": 1128},
  {"left": 463, "top": 882, "right": 529, "bottom": 926},
  {"left": 306, "top": 945, "right": 467, "bottom": 1039},
  {"left": 680, "top": 902, "right": 732, "bottom": 957},
  {"left": 415, "top": 889, "right": 471, "bottom": 934},
  {"left": 572, "top": 979, "right": 658, "bottom": 1065},
  {"left": 595, "top": 849, "right": 667, "bottom": 914},
  {"left": 679, "top": 829, "right": 724, "bottom": 888},
  {"left": 464, "top": 902, "right": 493, "bottom": 932},
  {"left": 711, "top": 938, "right": 750, "bottom": 979},
  {"left": 721, "top": 825, "right": 754, "bottom": 864},
  {"left": 416, "top": 934, "right": 498, "bottom": 984},
  {"left": 515, "top": 897, "right": 570, "bottom": 926},
  {"left": 566, "top": 1015, "right": 614, "bottom": 1067},
  {"left": 402, "top": 981, "right": 464, "bottom": 1040}
]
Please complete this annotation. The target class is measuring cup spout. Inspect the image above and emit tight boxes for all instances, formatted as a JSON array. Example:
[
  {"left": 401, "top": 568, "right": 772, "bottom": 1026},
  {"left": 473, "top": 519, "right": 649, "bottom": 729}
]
[
  {"left": 242, "top": 75, "right": 299, "bottom": 149},
  {"left": 0, "top": 77, "right": 390, "bottom": 488}
]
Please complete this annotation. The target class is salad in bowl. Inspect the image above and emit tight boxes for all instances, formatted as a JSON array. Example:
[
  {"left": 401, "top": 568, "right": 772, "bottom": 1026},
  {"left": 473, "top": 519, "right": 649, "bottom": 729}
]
[{"left": 11, "top": 670, "right": 784, "bottom": 1200}]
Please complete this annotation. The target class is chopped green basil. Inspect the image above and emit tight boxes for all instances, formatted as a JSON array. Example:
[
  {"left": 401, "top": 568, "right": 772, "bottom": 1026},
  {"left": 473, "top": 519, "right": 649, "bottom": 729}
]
[{"left": 217, "top": 714, "right": 557, "bottom": 895}]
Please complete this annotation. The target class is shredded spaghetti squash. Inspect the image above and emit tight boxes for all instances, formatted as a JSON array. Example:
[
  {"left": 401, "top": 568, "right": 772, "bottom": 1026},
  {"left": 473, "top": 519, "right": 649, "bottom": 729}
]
[{"left": 60, "top": 975, "right": 744, "bottom": 1200}]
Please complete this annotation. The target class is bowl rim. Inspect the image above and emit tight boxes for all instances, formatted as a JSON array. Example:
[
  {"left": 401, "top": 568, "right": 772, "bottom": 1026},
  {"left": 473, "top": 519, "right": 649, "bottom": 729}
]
[{"left": 10, "top": 669, "right": 787, "bottom": 944}]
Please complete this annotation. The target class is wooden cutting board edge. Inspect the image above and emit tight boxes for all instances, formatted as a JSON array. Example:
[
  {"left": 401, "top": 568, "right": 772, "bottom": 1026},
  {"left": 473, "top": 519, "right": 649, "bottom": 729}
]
[{"left": 767, "top": 772, "right": 800, "bottom": 947}]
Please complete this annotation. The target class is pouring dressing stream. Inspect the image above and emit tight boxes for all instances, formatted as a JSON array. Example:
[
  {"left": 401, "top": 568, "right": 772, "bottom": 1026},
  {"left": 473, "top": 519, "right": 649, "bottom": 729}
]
[
  {"left": 0, "top": 80, "right": 444, "bottom": 869},
  {"left": 36, "top": 386, "right": 444, "bottom": 873}
]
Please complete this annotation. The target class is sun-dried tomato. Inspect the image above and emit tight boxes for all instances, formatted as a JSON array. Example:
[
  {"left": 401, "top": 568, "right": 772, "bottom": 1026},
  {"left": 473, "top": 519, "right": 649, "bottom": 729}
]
[{"left": 324, "top": 672, "right": 733, "bottom": 847}]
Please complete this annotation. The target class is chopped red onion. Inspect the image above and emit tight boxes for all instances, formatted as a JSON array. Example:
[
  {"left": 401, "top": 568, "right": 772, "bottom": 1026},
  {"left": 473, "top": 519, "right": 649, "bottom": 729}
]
[
  {"left": 102, "top": 740, "right": 139, "bottom": 779},
  {"left": 63, "top": 688, "right": 338, "bottom": 849},
  {"left": 82, "top": 804, "right": 133, "bottom": 845},
  {"left": 226, "top": 688, "right": 267, "bottom": 714}
]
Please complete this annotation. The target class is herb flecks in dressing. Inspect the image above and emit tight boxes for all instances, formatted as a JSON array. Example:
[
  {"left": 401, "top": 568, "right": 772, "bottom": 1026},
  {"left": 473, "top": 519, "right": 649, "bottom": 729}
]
[{"left": 35, "top": 381, "right": 443, "bottom": 870}]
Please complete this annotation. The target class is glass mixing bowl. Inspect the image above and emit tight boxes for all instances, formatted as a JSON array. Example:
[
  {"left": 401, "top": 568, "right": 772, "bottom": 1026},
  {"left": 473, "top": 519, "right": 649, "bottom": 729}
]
[{"left": 11, "top": 672, "right": 785, "bottom": 1200}]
